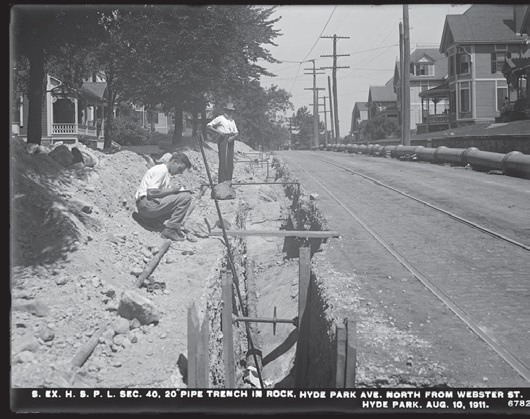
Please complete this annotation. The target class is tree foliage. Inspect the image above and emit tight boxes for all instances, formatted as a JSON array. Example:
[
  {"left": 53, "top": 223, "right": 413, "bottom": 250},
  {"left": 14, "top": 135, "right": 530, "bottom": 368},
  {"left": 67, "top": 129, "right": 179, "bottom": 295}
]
[
  {"left": 115, "top": 5, "right": 281, "bottom": 145},
  {"left": 291, "top": 107, "right": 314, "bottom": 150},
  {"left": 12, "top": 5, "right": 285, "bottom": 148},
  {"left": 225, "top": 81, "right": 292, "bottom": 150},
  {"left": 363, "top": 115, "right": 400, "bottom": 140},
  {"left": 11, "top": 5, "right": 104, "bottom": 144}
]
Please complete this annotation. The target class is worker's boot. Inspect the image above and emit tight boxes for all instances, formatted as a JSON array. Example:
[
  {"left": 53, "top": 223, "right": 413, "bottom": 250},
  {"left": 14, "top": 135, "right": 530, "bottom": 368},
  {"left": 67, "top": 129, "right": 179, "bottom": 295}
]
[{"left": 161, "top": 227, "right": 185, "bottom": 242}]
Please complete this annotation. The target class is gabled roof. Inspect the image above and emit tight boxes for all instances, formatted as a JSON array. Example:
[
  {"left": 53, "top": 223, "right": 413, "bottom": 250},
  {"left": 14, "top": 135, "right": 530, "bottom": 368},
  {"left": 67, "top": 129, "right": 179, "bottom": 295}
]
[
  {"left": 80, "top": 82, "right": 107, "bottom": 102},
  {"left": 440, "top": 5, "right": 526, "bottom": 52},
  {"left": 369, "top": 84, "right": 397, "bottom": 103},
  {"left": 354, "top": 102, "right": 369, "bottom": 112},
  {"left": 410, "top": 48, "right": 447, "bottom": 79}
]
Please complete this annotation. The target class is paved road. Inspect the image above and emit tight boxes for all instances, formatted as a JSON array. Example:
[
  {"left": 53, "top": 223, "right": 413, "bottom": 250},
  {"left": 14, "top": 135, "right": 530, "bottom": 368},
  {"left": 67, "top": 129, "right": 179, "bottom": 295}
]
[{"left": 278, "top": 150, "right": 530, "bottom": 387}]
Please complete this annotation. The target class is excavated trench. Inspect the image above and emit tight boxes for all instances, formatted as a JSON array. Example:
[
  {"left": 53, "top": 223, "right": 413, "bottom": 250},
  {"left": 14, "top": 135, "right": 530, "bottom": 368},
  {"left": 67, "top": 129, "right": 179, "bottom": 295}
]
[{"left": 202, "top": 156, "right": 340, "bottom": 389}]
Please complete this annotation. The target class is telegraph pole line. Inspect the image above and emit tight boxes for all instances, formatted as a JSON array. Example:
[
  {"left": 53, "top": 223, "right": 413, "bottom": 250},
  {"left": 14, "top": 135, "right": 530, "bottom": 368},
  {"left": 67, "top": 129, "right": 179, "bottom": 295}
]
[
  {"left": 309, "top": 95, "right": 330, "bottom": 146},
  {"left": 304, "top": 59, "right": 325, "bottom": 148},
  {"left": 322, "top": 96, "right": 329, "bottom": 146},
  {"left": 327, "top": 76, "right": 335, "bottom": 144},
  {"left": 321, "top": 34, "right": 350, "bottom": 143},
  {"left": 402, "top": 5, "right": 411, "bottom": 146},
  {"left": 399, "top": 21, "right": 405, "bottom": 143}
]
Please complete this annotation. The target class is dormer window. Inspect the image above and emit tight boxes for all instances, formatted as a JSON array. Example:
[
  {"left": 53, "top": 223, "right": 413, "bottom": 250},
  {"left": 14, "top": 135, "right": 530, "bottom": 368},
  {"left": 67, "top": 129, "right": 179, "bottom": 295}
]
[{"left": 410, "top": 57, "right": 434, "bottom": 76}]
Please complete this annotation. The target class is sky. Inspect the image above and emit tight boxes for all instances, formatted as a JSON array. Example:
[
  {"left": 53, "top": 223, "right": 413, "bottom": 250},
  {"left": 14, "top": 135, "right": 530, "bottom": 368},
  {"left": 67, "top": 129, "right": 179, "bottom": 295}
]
[{"left": 257, "top": 4, "right": 471, "bottom": 137}]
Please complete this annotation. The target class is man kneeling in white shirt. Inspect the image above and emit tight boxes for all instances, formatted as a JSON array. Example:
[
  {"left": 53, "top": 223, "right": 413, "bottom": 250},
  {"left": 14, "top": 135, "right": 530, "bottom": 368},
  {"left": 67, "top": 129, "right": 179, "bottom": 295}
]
[{"left": 134, "top": 152, "right": 192, "bottom": 242}]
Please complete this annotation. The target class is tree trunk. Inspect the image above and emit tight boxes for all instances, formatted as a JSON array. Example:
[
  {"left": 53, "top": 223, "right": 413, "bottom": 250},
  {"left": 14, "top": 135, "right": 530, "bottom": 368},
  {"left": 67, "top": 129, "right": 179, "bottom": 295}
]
[
  {"left": 200, "top": 110, "right": 208, "bottom": 141},
  {"left": 27, "top": 48, "right": 46, "bottom": 145},
  {"left": 104, "top": 88, "right": 115, "bottom": 150},
  {"left": 172, "top": 99, "right": 184, "bottom": 146}
]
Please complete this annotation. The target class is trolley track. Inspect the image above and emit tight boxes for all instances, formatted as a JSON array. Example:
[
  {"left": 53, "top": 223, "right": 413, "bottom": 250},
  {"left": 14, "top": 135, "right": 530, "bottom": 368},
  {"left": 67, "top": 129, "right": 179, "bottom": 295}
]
[{"left": 280, "top": 151, "right": 530, "bottom": 384}]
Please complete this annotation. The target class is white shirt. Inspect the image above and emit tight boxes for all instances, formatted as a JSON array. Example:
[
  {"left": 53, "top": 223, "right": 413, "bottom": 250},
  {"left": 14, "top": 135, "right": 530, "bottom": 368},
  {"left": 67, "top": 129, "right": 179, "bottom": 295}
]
[
  {"left": 135, "top": 164, "right": 171, "bottom": 201},
  {"left": 207, "top": 114, "right": 238, "bottom": 135}
]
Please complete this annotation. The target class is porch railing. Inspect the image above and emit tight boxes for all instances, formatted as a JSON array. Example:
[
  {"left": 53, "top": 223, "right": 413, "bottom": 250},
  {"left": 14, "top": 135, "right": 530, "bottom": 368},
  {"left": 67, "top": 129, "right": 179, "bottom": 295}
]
[
  {"left": 425, "top": 114, "right": 450, "bottom": 124},
  {"left": 52, "top": 123, "right": 77, "bottom": 135},
  {"left": 77, "top": 124, "right": 97, "bottom": 137},
  {"left": 52, "top": 123, "right": 97, "bottom": 137}
]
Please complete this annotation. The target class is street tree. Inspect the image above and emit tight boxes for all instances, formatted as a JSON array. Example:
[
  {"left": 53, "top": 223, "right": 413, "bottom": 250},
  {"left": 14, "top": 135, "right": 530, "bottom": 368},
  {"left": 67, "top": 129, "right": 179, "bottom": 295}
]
[
  {"left": 116, "top": 5, "right": 281, "bottom": 146},
  {"left": 227, "top": 81, "right": 292, "bottom": 150},
  {"left": 292, "top": 106, "right": 313, "bottom": 149}
]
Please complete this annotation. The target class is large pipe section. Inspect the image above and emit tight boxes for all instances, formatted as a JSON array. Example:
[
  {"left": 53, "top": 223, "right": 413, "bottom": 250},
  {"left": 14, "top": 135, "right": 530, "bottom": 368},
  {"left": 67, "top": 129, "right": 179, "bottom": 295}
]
[{"left": 319, "top": 142, "right": 530, "bottom": 180}]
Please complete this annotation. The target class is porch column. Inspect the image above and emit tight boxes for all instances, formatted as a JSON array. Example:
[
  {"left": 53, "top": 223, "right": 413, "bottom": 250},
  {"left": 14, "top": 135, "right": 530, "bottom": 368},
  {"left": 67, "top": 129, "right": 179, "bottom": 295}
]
[
  {"left": 74, "top": 98, "right": 78, "bottom": 135},
  {"left": 47, "top": 76, "right": 53, "bottom": 138},
  {"left": 100, "top": 104, "right": 105, "bottom": 138}
]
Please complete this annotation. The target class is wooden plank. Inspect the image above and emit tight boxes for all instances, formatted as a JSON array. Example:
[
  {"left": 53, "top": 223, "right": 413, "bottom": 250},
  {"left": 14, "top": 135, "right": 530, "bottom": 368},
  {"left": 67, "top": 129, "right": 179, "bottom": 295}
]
[
  {"left": 187, "top": 303, "right": 200, "bottom": 388},
  {"left": 335, "top": 323, "right": 347, "bottom": 388},
  {"left": 345, "top": 319, "right": 357, "bottom": 387},
  {"left": 294, "top": 246, "right": 311, "bottom": 387},
  {"left": 135, "top": 240, "right": 171, "bottom": 288},
  {"left": 210, "top": 230, "right": 339, "bottom": 238},
  {"left": 201, "top": 182, "right": 300, "bottom": 187},
  {"left": 70, "top": 321, "right": 108, "bottom": 370},
  {"left": 245, "top": 257, "right": 263, "bottom": 381},
  {"left": 197, "top": 311, "right": 210, "bottom": 388},
  {"left": 222, "top": 270, "right": 236, "bottom": 388}
]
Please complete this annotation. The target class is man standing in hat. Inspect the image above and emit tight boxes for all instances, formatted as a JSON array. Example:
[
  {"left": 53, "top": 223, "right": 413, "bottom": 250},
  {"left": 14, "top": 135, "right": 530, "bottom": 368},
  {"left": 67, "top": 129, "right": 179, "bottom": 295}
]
[
  {"left": 134, "top": 152, "right": 192, "bottom": 241},
  {"left": 207, "top": 102, "right": 239, "bottom": 183}
]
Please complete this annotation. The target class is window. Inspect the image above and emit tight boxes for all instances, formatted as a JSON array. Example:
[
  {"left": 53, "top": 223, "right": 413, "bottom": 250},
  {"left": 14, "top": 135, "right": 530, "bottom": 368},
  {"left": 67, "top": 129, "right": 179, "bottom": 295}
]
[
  {"left": 147, "top": 112, "right": 159, "bottom": 124},
  {"left": 449, "top": 54, "right": 455, "bottom": 77},
  {"left": 497, "top": 86, "right": 508, "bottom": 111},
  {"left": 458, "top": 53, "right": 471, "bottom": 74},
  {"left": 519, "top": 75, "right": 528, "bottom": 99},
  {"left": 459, "top": 82, "right": 471, "bottom": 116},
  {"left": 450, "top": 90, "right": 456, "bottom": 113},
  {"left": 411, "top": 63, "right": 434, "bottom": 76},
  {"left": 492, "top": 45, "right": 508, "bottom": 74}
]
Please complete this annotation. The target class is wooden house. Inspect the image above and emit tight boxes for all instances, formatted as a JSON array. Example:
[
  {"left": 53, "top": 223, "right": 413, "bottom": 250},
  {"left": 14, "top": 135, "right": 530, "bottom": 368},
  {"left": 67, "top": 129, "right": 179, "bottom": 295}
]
[
  {"left": 13, "top": 75, "right": 109, "bottom": 145},
  {"left": 394, "top": 48, "right": 450, "bottom": 134},
  {"left": 439, "top": 4, "right": 527, "bottom": 127}
]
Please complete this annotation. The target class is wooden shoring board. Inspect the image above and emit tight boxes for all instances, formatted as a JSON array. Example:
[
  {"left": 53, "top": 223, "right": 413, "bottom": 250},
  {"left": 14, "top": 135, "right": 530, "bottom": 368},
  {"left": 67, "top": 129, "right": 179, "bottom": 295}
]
[
  {"left": 187, "top": 303, "right": 199, "bottom": 388},
  {"left": 335, "top": 323, "right": 347, "bottom": 388},
  {"left": 197, "top": 311, "right": 210, "bottom": 388},
  {"left": 294, "top": 246, "right": 311, "bottom": 387},
  {"left": 335, "top": 319, "right": 357, "bottom": 388},
  {"left": 210, "top": 230, "right": 339, "bottom": 238},
  {"left": 222, "top": 270, "right": 236, "bottom": 387},
  {"left": 345, "top": 319, "right": 357, "bottom": 387},
  {"left": 201, "top": 182, "right": 300, "bottom": 187}
]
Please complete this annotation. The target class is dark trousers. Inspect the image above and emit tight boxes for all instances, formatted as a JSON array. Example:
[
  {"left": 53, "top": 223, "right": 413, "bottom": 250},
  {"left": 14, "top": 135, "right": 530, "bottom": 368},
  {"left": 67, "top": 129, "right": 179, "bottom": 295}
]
[
  {"left": 217, "top": 136, "right": 234, "bottom": 183},
  {"left": 136, "top": 192, "right": 192, "bottom": 229}
]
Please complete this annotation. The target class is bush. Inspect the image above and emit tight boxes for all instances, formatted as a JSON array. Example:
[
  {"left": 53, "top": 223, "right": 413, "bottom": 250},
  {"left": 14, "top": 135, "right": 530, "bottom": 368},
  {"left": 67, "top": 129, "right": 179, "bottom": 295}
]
[
  {"left": 111, "top": 116, "right": 149, "bottom": 146},
  {"left": 364, "top": 115, "right": 400, "bottom": 140},
  {"left": 147, "top": 131, "right": 173, "bottom": 145}
]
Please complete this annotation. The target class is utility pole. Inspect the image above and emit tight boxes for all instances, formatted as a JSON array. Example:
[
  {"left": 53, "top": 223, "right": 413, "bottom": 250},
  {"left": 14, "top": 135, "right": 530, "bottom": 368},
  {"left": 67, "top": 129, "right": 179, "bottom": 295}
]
[
  {"left": 310, "top": 95, "right": 330, "bottom": 146},
  {"left": 327, "top": 76, "right": 335, "bottom": 143},
  {"left": 322, "top": 96, "right": 329, "bottom": 146},
  {"left": 399, "top": 21, "right": 405, "bottom": 143},
  {"left": 304, "top": 59, "right": 325, "bottom": 148},
  {"left": 402, "top": 5, "right": 411, "bottom": 146},
  {"left": 321, "top": 34, "right": 350, "bottom": 143}
]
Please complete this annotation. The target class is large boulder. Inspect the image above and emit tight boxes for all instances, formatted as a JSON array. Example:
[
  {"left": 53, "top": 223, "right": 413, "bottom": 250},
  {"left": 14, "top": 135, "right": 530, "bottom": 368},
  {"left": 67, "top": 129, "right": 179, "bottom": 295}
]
[
  {"left": 48, "top": 145, "right": 74, "bottom": 167},
  {"left": 117, "top": 290, "right": 160, "bottom": 325},
  {"left": 211, "top": 181, "right": 236, "bottom": 200}
]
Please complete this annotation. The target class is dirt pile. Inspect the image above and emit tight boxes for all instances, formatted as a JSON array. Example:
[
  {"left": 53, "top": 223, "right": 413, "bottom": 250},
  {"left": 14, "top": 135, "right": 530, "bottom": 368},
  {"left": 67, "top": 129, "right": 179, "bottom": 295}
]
[{"left": 10, "top": 136, "right": 260, "bottom": 388}]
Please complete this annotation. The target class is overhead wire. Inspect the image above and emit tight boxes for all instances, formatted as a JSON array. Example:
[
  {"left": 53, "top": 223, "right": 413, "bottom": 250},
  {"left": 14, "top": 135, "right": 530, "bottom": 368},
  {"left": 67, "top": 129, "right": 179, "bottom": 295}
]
[{"left": 287, "top": 5, "right": 338, "bottom": 94}]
